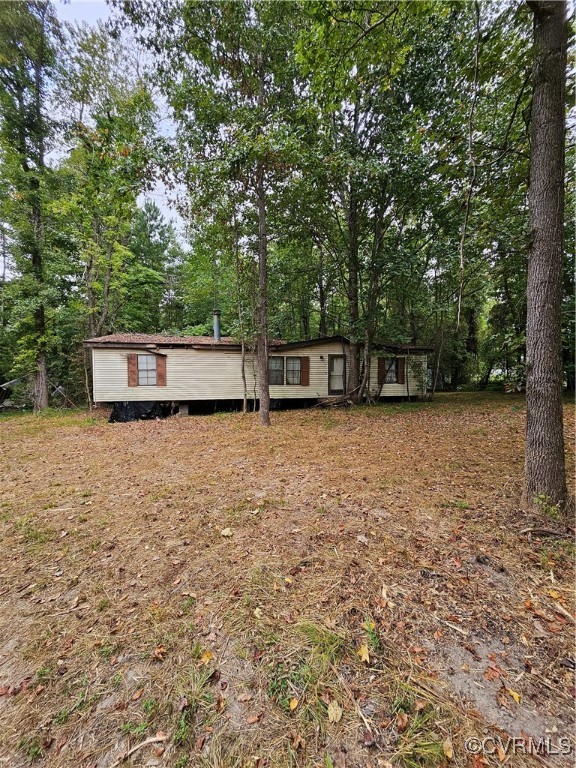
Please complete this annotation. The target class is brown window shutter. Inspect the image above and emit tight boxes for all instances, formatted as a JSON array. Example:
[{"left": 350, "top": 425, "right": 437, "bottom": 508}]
[
  {"left": 156, "top": 355, "right": 167, "bottom": 387},
  {"left": 377, "top": 357, "right": 386, "bottom": 386},
  {"left": 397, "top": 357, "right": 405, "bottom": 385},
  {"left": 300, "top": 356, "right": 310, "bottom": 386},
  {"left": 128, "top": 354, "right": 138, "bottom": 386}
]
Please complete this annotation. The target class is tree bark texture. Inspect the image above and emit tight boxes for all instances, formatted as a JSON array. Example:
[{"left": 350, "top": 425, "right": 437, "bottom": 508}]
[
  {"left": 256, "top": 159, "right": 271, "bottom": 426},
  {"left": 31, "top": 134, "right": 48, "bottom": 404},
  {"left": 29, "top": 5, "right": 49, "bottom": 411},
  {"left": 31, "top": 186, "right": 48, "bottom": 412},
  {"left": 33, "top": 350, "right": 49, "bottom": 411},
  {"left": 345, "top": 100, "right": 361, "bottom": 399},
  {"left": 318, "top": 248, "right": 328, "bottom": 336},
  {"left": 347, "top": 185, "right": 360, "bottom": 398},
  {"left": 525, "top": 0, "right": 568, "bottom": 509}
]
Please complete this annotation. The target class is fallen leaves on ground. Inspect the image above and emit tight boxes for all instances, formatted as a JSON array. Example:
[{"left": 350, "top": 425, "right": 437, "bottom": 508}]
[
  {"left": 0, "top": 393, "right": 573, "bottom": 768},
  {"left": 357, "top": 643, "right": 370, "bottom": 663},
  {"left": 327, "top": 700, "right": 343, "bottom": 723}
]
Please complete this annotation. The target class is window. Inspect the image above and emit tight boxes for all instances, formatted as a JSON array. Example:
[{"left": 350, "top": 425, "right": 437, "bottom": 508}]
[
  {"left": 377, "top": 356, "right": 405, "bottom": 387},
  {"left": 128, "top": 353, "right": 166, "bottom": 387},
  {"left": 138, "top": 354, "right": 157, "bottom": 386},
  {"left": 269, "top": 356, "right": 284, "bottom": 385},
  {"left": 268, "top": 356, "right": 310, "bottom": 386},
  {"left": 384, "top": 358, "right": 397, "bottom": 384},
  {"left": 286, "top": 357, "right": 301, "bottom": 385}
]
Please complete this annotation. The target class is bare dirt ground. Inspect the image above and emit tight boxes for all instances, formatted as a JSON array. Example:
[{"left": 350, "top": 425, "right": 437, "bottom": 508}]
[{"left": 0, "top": 392, "right": 574, "bottom": 768}]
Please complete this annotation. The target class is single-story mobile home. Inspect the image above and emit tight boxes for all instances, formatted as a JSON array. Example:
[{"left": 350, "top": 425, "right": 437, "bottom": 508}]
[{"left": 84, "top": 332, "right": 430, "bottom": 412}]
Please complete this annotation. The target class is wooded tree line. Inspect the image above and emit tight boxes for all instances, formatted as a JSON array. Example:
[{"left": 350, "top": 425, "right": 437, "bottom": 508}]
[{"left": 0, "top": 2, "right": 571, "bottom": 503}]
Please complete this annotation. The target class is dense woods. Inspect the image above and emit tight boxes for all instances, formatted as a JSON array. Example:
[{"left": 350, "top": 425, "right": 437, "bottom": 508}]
[{"left": 0, "top": 2, "right": 572, "bottom": 497}]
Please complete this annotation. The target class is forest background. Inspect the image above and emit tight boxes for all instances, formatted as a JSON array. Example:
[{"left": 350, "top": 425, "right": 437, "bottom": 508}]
[{"left": 0, "top": 0, "right": 573, "bottom": 409}]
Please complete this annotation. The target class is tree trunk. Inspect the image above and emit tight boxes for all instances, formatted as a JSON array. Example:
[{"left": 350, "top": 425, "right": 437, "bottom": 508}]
[
  {"left": 318, "top": 248, "right": 328, "bottom": 336},
  {"left": 30, "top": 181, "right": 49, "bottom": 411},
  {"left": 33, "top": 350, "right": 48, "bottom": 412},
  {"left": 254, "top": 49, "right": 271, "bottom": 427},
  {"left": 31, "top": 200, "right": 48, "bottom": 412},
  {"left": 359, "top": 334, "right": 371, "bottom": 403},
  {"left": 0, "top": 229, "right": 7, "bottom": 324},
  {"left": 31, "top": 18, "right": 49, "bottom": 412},
  {"left": 233, "top": 206, "right": 249, "bottom": 413},
  {"left": 347, "top": 187, "right": 360, "bottom": 398},
  {"left": 430, "top": 327, "right": 444, "bottom": 401},
  {"left": 30, "top": 9, "right": 52, "bottom": 411},
  {"left": 83, "top": 348, "right": 93, "bottom": 411},
  {"left": 479, "top": 363, "right": 493, "bottom": 390},
  {"left": 406, "top": 355, "right": 410, "bottom": 400},
  {"left": 256, "top": 159, "right": 270, "bottom": 426},
  {"left": 345, "top": 100, "right": 361, "bottom": 400},
  {"left": 524, "top": 0, "right": 568, "bottom": 511}
]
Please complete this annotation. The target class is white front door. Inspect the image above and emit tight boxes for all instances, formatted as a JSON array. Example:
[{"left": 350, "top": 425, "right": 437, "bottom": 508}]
[{"left": 328, "top": 355, "right": 346, "bottom": 395}]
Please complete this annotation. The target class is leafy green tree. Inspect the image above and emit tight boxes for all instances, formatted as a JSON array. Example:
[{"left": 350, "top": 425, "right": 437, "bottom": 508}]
[
  {"left": 0, "top": 0, "right": 61, "bottom": 410},
  {"left": 117, "top": 200, "right": 185, "bottom": 333},
  {"left": 56, "top": 89, "right": 155, "bottom": 339},
  {"left": 56, "top": 20, "right": 137, "bottom": 126},
  {"left": 295, "top": 2, "right": 481, "bottom": 395}
]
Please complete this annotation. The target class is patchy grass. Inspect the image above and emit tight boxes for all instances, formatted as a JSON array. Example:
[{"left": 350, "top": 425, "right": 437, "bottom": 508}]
[{"left": 0, "top": 392, "right": 574, "bottom": 768}]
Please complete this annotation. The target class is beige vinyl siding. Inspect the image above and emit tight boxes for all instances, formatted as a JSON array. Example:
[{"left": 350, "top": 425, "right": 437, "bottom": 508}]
[
  {"left": 91, "top": 341, "right": 349, "bottom": 403},
  {"left": 367, "top": 355, "right": 427, "bottom": 397},
  {"left": 93, "top": 348, "right": 251, "bottom": 402},
  {"left": 91, "top": 345, "right": 426, "bottom": 403}
]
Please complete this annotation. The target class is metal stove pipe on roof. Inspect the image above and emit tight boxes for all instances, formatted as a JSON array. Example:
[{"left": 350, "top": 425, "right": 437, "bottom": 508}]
[{"left": 213, "top": 309, "right": 221, "bottom": 341}]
